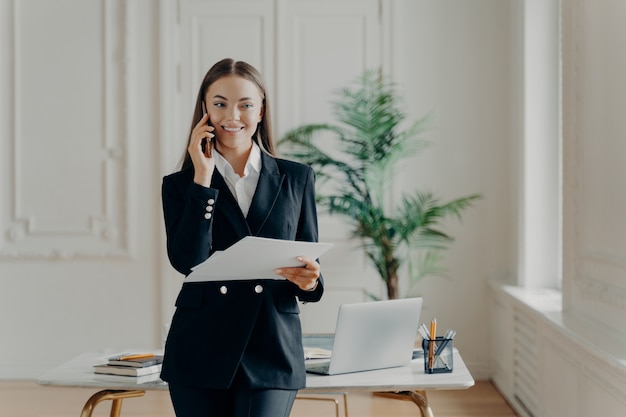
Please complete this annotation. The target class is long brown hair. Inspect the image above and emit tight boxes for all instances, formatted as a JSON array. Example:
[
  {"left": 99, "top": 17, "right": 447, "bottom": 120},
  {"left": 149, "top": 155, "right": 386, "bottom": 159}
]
[{"left": 179, "top": 58, "right": 275, "bottom": 171}]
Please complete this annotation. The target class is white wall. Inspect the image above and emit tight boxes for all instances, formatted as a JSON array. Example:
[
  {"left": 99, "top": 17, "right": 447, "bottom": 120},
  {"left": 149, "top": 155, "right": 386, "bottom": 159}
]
[{"left": 0, "top": 0, "right": 513, "bottom": 380}]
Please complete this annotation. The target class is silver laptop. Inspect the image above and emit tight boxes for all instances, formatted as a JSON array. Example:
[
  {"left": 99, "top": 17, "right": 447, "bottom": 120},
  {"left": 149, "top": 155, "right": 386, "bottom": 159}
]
[{"left": 305, "top": 297, "right": 423, "bottom": 375}]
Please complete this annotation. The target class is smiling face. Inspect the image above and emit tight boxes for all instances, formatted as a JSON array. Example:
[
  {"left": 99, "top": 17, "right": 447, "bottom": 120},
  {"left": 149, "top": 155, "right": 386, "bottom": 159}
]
[{"left": 204, "top": 75, "right": 264, "bottom": 156}]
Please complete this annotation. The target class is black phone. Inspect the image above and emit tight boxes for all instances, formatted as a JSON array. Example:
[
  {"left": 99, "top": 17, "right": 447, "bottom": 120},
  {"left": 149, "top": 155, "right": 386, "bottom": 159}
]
[{"left": 201, "top": 101, "right": 213, "bottom": 154}]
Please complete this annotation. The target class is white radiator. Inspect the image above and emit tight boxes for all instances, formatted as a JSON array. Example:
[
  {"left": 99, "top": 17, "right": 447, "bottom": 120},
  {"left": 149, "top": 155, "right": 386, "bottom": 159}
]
[
  {"left": 491, "top": 284, "right": 626, "bottom": 417},
  {"left": 512, "top": 309, "right": 539, "bottom": 417}
]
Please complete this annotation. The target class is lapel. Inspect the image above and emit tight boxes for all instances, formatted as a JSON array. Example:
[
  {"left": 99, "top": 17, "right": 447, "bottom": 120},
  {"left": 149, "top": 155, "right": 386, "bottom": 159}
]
[
  {"left": 246, "top": 152, "right": 285, "bottom": 236},
  {"left": 211, "top": 152, "right": 285, "bottom": 237}
]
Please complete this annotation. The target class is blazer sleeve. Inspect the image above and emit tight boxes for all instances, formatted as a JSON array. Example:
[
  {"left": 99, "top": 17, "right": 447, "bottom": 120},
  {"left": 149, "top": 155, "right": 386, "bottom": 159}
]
[
  {"left": 294, "top": 166, "right": 324, "bottom": 303},
  {"left": 162, "top": 173, "right": 218, "bottom": 275}
]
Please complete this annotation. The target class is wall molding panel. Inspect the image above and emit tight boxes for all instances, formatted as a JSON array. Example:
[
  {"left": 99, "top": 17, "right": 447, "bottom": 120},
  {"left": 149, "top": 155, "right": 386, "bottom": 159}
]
[
  {"left": 0, "top": 0, "right": 130, "bottom": 259},
  {"left": 276, "top": 0, "right": 380, "bottom": 133},
  {"left": 573, "top": 274, "right": 626, "bottom": 313},
  {"left": 179, "top": 0, "right": 275, "bottom": 119}
]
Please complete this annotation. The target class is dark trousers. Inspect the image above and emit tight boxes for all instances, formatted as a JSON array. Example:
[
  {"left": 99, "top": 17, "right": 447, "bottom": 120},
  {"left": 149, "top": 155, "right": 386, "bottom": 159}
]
[{"left": 168, "top": 380, "right": 297, "bottom": 417}]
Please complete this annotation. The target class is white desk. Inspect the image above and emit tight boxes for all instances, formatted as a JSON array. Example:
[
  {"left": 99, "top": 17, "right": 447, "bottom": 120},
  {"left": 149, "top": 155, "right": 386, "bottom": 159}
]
[{"left": 37, "top": 348, "right": 474, "bottom": 417}]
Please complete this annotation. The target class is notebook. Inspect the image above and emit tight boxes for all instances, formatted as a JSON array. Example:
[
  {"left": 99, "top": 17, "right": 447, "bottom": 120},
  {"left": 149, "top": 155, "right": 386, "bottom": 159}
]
[{"left": 305, "top": 297, "right": 423, "bottom": 375}]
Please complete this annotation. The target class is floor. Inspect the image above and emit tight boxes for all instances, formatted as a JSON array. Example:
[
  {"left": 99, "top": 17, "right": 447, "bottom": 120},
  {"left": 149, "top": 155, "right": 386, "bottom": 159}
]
[{"left": 0, "top": 380, "right": 517, "bottom": 417}]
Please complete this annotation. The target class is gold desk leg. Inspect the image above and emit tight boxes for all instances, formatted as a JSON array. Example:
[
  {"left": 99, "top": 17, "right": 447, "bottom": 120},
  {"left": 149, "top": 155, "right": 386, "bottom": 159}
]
[
  {"left": 373, "top": 390, "right": 434, "bottom": 417},
  {"left": 296, "top": 393, "right": 349, "bottom": 417},
  {"left": 79, "top": 389, "right": 145, "bottom": 417}
]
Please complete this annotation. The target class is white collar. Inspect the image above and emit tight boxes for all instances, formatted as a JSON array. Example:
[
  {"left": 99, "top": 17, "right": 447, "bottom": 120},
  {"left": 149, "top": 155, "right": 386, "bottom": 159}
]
[{"left": 214, "top": 142, "right": 262, "bottom": 178}]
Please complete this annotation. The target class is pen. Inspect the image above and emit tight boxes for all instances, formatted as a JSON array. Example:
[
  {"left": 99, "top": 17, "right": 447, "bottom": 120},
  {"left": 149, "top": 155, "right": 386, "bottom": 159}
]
[
  {"left": 434, "top": 330, "right": 456, "bottom": 357},
  {"left": 118, "top": 353, "right": 154, "bottom": 361}
]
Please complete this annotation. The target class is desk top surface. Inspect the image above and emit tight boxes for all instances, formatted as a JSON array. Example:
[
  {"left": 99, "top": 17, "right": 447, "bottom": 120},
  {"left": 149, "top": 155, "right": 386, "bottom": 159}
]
[{"left": 37, "top": 343, "right": 474, "bottom": 393}]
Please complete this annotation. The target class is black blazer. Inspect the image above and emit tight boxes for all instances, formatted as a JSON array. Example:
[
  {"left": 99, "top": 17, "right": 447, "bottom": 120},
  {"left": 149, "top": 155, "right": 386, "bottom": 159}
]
[{"left": 160, "top": 151, "right": 323, "bottom": 390}]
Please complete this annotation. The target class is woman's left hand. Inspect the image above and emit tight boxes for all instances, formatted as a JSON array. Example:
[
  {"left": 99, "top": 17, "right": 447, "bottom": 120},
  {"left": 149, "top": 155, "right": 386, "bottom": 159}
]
[{"left": 275, "top": 256, "right": 320, "bottom": 291}]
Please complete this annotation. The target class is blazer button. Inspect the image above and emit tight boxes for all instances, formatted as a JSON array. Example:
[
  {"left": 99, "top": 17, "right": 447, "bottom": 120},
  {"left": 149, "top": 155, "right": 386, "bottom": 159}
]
[
  {"left": 219, "top": 285, "right": 228, "bottom": 295},
  {"left": 207, "top": 199, "right": 215, "bottom": 205},
  {"left": 254, "top": 284, "right": 263, "bottom": 294},
  {"left": 204, "top": 213, "right": 212, "bottom": 220}
]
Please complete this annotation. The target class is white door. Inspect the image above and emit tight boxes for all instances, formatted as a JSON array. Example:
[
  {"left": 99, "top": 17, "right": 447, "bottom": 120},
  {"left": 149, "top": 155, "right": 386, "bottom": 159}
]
[{"left": 164, "top": 0, "right": 382, "bottom": 333}]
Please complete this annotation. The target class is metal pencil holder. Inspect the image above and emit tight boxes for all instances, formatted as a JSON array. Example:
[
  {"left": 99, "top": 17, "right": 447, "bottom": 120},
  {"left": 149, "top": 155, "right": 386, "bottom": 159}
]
[{"left": 422, "top": 336, "right": 453, "bottom": 374}]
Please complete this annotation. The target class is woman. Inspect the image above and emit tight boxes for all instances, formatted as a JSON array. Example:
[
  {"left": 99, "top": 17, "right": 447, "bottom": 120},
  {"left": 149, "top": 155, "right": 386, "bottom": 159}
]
[{"left": 161, "top": 58, "right": 323, "bottom": 417}]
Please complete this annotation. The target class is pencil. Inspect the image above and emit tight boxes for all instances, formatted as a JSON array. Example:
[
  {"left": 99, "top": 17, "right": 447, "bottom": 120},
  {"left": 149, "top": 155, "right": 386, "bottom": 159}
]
[
  {"left": 118, "top": 353, "right": 154, "bottom": 361},
  {"left": 428, "top": 318, "right": 436, "bottom": 370}
]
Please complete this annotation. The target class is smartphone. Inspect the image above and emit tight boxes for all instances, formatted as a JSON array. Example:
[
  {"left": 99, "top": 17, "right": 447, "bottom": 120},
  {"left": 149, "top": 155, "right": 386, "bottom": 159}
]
[{"left": 201, "top": 102, "right": 213, "bottom": 154}]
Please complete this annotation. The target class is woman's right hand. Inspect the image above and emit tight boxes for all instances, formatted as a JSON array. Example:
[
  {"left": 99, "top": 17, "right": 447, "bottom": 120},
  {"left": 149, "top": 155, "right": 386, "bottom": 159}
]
[{"left": 189, "top": 113, "right": 215, "bottom": 186}]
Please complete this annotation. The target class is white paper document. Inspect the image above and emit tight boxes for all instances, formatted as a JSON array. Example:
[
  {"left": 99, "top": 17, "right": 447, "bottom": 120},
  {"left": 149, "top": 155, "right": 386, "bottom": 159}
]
[{"left": 186, "top": 236, "right": 333, "bottom": 282}]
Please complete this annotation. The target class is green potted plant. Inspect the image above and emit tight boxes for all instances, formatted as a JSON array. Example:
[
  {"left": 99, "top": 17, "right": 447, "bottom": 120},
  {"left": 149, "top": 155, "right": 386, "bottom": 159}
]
[{"left": 280, "top": 71, "right": 480, "bottom": 300}]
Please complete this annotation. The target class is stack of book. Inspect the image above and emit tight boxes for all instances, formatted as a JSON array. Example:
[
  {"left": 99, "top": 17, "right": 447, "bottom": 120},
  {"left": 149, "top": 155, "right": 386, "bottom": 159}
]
[{"left": 93, "top": 353, "right": 163, "bottom": 382}]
